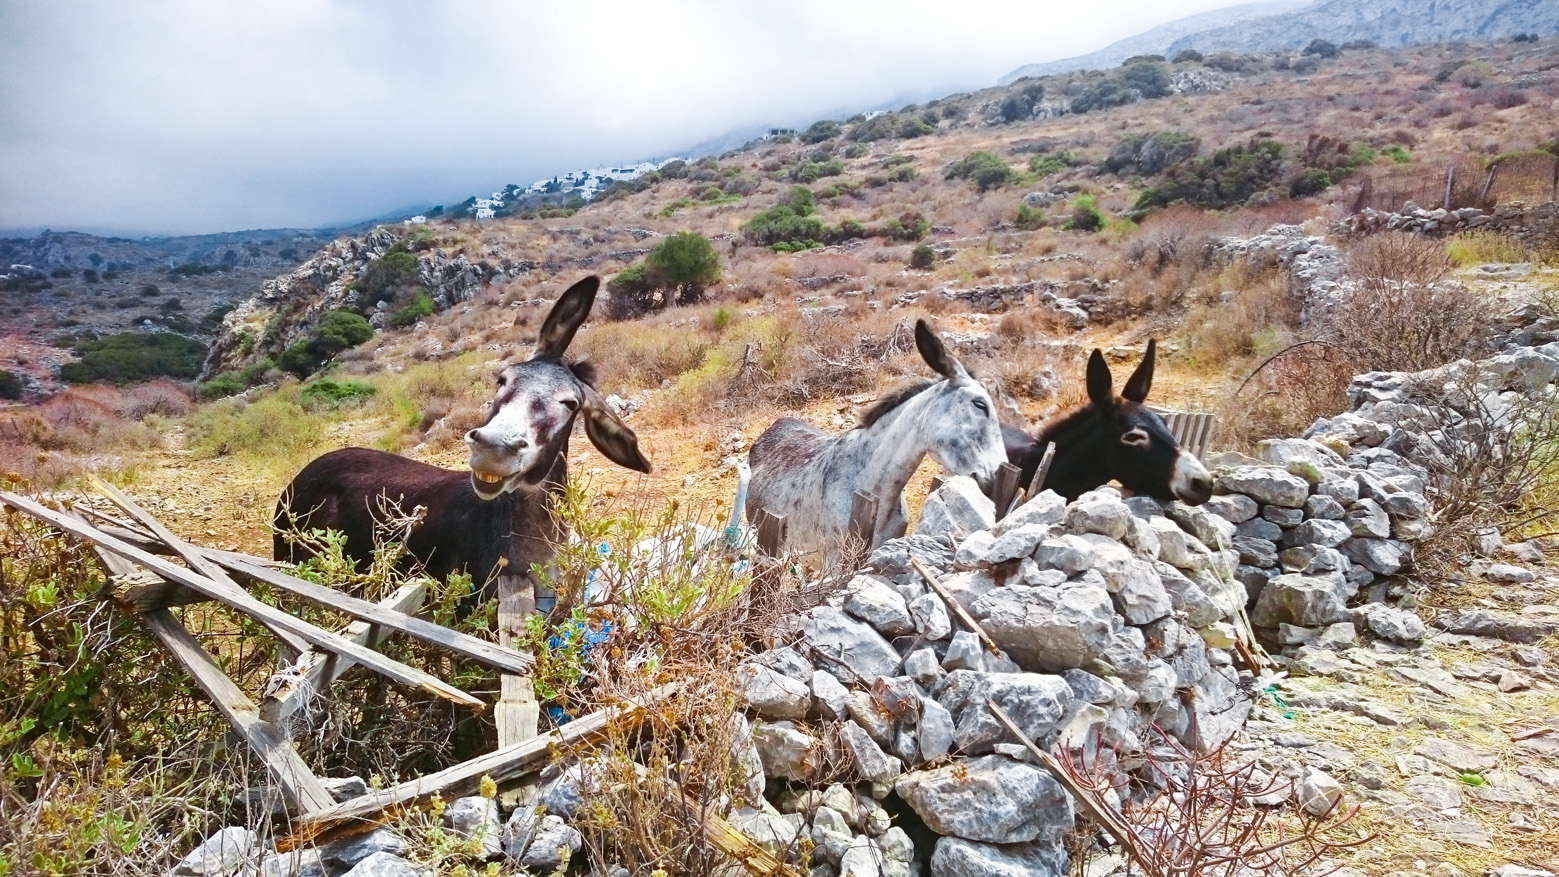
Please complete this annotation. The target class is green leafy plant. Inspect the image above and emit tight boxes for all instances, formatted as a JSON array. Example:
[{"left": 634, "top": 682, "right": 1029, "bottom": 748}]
[
  {"left": 388, "top": 289, "right": 435, "bottom": 327},
  {"left": 59, "top": 333, "right": 208, "bottom": 385},
  {"left": 946, "top": 151, "right": 1017, "bottom": 191},
  {"left": 301, "top": 378, "right": 378, "bottom": 408}
]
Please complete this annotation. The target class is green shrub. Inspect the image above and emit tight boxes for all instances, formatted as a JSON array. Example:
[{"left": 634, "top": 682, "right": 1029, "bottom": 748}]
[
  {"left": 1173, "top": 49, "right": 1204, "bottom": 63},
  {"left": 301, "top": 378, "right": 378, "bottom": 407},
  {"left": 881, "top": 212, "right": 930, "bottom": 241},
  {"left": 1349, "top": 143, "right": 1378, "bottom": 165},
  {"left": 1120, "top": 61, "right": 1172, "bottom": 98},
  {"left": 358, "top": 245, "right": 419, "bottom": 304},
  {"left": 1029, "top": 150, "right": 1079, "bottom": 177},
  {"left": 897, "top": 117, "right": 934, "bottom": 138},
  {"left": 278, "top": 310, "right": 374, "bottom": 377},
  {"left": 802, "top": 120, "right": 841, "bottom": 143},
  {"left": 1383, "top": 144, "right": 1413, "bottom": 164},
  {"left": 1066, "top": 194, "right": 1104, "bottom": 232},
  {"left": 742, "top": 187, "right": 825, "bottom": 248},
  {"left": 0, "top": 368, "right": 21, "bottom": 399},
  {"left": 887, "top": 164, "right": 918, "bottom": 182},
  {"left": 60, "top": 332, "right": 208, "bottom": 385},
  {"left": 946, "top": 151, "right": 1017, "bottom": 191},
  {"left": 646, "top": 231, "right": 721, "bottom": 304},
  {"left": 388, "top": 289, "right": 435, "bottom": 327},
  {"left": 1302, "top": 39, "right": 1340, "bottom": 59},
  {"left": 1289, "top": 167, "right": 1333, "bottom": 197},
  {"left": 910, "top": 244, "right": 937, "bottom": 269},
  {"left": 1015, "top": 203, "right": 1047, "bottom": 229},
  {"left": 197, "top": 371, "right": 245, "bottom": 400},
  {"left": 1135, "top": 137, "right": 1287, "bottom": 211}
]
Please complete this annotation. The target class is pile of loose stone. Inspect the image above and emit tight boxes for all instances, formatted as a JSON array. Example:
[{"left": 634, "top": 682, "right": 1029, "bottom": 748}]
[{"left": 1341, "top": 204, "right": 1498, "bottom": 235}]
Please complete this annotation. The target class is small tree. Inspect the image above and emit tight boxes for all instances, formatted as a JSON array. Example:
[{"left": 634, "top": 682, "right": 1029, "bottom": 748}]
[
  {"left": 646, "top": 232, "right": 721, "bottom": 305},
  {"left": 1302, "top": 39, "right": 1340, "bottom": 59},
  {"left": 946, "top": 151, "right": 1017, "bottom": 191},
  {"left": 0, "top": 368, "right": 22, "bottom": 400},
  {"left": 910, "top": 244, "right": 937, "bottom": 269}
]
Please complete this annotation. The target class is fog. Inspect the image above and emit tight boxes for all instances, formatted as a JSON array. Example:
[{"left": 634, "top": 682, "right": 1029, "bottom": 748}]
[{"left": 0, "top": 0, "right": 1237, "bottom": 237}]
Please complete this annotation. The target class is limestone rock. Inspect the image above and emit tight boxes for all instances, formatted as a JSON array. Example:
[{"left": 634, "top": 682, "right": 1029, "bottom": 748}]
[
  {"left": 801, "top": 607, "right": 901, "bottom": 684},
  {"left": 736, "top": 662, "right": 812, "bottom": 721},
  {"left": 897, "top": 755, "right": 1074, "bottom": 844},
  {"left": 929, "top": 837, "right": 1068, "bottom": 877},
  {"left": 972, "top": 583, "right": 1118, "bottom": 671},
  {"left": 843, "top": 574, "right": 916, "bottom": 638},
  {"left": 916, "top": 477, "right": 996, "bottom": 538},
  {"left": 1215, "top": 468, "right": 1310, "bottom": 507},
  {"left": 934, "top": 670, "right": 1074, "bottom": 755},
  {"left": 443, "top": 796, "right": 502, "bottom": 859},
  {"left": 173, "top": 827, "right": 256, "bottom": 877}
]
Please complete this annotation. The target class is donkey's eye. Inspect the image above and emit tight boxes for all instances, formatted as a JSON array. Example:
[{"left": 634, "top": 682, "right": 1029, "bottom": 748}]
[
  {"left": 972, "top": 398, "right": 989, "bottom": 415},
  {"left": 560, "top": 398, "right": 579, "bottom": 411},
  {"left": 1121, "top": 428, "right": 1152, "bottom": 448}
]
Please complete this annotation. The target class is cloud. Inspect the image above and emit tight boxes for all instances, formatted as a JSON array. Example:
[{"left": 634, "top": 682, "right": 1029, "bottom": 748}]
[{"left": 0, "top": 0, "right": 1236, "bottom": 236}]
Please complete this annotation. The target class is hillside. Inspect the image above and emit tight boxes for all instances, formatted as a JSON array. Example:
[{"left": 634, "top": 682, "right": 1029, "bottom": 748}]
[
  {"left": 999, "top": 0, "right": 1314, "bottom": 83},
  {"left": 1168, "top": 0, "right": 1559, "bottom": 55}
]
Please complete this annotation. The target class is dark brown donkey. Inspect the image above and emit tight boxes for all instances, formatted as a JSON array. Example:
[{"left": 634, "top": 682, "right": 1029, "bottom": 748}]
[
  {"left": 1003, "top": 339, "right": 1212, "bottom": 505},
  {"left": 274, "top": 276, "right": 651, "bottom": 601}
]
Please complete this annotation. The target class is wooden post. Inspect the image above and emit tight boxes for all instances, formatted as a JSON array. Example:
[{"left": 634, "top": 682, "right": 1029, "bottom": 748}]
[
  {"left": 494, "top": 571, "right": 540, "bottom": 805},
  {"left": 1479, "top": 162, "right": 1499, "bottom": 208},
  {"left": 846, "top": 491, "right": 879, "bottom": 565},
  {"left": 990, "top": 463, "right": 1021, "bottom": 520},
  {"left": 928, "top": 476, "right": 946, "bottom": 495},
  {"left": 754, "top": 509, "right": 787, "bottom": 560},
  {"left": 1443, "top": 164, "right": 1456, "bottom": 210},
  {"left": 1025, "top": 442, "right": 1056, "bottom": 501}
]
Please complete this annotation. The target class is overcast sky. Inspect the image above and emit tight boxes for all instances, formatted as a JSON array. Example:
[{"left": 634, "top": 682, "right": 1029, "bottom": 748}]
[{"left": 0, "top": 0, "right": 1239, "bottom": 237}]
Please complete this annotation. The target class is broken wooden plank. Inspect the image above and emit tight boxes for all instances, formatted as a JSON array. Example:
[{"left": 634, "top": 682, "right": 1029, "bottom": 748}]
[
  {"left": 217, "top": 553, "right": 534, "bottom": 676},
  {"left": 261, "top": 581, "right": 428, "bottom": 725},
  {"left": 912, "top": 557, "right": 1002, "bottom": 656},
  {"left": 990, "top": 462, "right": 1021, "bottom": 521},
  {"left": 287, "top": 682, "right": 679, "bottom": 843},
  {"left": 678, "top": 789, "right": 799, "bottom": 877},
  {"left": 0, "top": 491, "right": 483, "bottom": 710},
  {"left": 754, "top": 509, "right": 786, "bottom": 559},
  {"left": 88, "top": 476, "right": 313, "bottom": 658},
  {"left": 1024, "top": 442, "right": 1056, "bottom": 501},
  {"left": 845, "top": 490, "right": 879, "bottom": 566},
  {"left": 140, "top": 606, "right": 336, "bottom": 815}
]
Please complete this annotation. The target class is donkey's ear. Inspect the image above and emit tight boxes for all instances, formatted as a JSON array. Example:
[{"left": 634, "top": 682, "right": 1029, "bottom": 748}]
[
  {"left": 1121, "top": 338, "right": 1156, "bottom": 403},
  {"left": 581, "top": 385, "right": 652, "bottom": 473},
  {"left": 915, "top": 319, "right": 967, "bottom": 380},
  {"left": 534, "top": 276, "right": 600, "bottom": 359},
  {"left": 1086, "top": 348, "right": 1113, "bottom": 408}
]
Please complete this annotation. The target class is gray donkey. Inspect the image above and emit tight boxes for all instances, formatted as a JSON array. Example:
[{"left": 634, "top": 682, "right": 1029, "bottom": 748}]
[{"left": 746, "top": 319, "right": 1008, "bottom": 555}]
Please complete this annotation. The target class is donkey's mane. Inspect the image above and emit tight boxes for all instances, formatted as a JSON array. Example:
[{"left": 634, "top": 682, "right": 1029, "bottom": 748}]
[
  {"left": 857, "top": 377, "right": 936, "bottom": 428},
  {"left": 1033, "top": 402, "right": 1099, "bottom": 445}
]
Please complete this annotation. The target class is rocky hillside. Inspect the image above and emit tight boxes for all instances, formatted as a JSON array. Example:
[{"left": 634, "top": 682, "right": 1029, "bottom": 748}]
[
  {"left": 999, "top": 0, "right": 1314, "bottom": 83},
  {"left": 1167, "top": 0, "right": 1559, "bottom": 55}
]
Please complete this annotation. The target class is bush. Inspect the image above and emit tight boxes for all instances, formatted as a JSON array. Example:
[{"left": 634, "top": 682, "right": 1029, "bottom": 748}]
[
  {"left": 1015, "top": 202, "right": 1047, "bottom": 229},
  {"left": 1322, "top": 233, "right": 1486, "bottom": 372},
  {"left": 1120, "top": 61, "right": 1172, "bottom": 98},
  {"left": 802, "top": 120, "right": 841, "bottom": 143},
  {"left": 0, "top": 368, "right": 21, "bottom": 399},
  {"left": 1000, "top": 94, "right": 1032, "bottom": 123},
  {"left": 301, "top": 378, "right": 378, "bottom": 407},
  {"left": 358, "top": 246, "right": 419, "bottom": 304},
  {"left": 880, "top": 211, "right": 929, "bottom": 241},
  {"left": 1382, "top": 144, "right": 1412, "bottom": 164},
  {"left": 1105, "top": 131, "right": 1198, "bottom": 176},
  {"left": 1289, "top": 167, "right": 1332, "bottom": 198},
  {"left": 1029, "top": 150, "right": 1079, "bottom": 177},
  {"left": 1135, "top": 137, "right": 1286, "bottom": 211},
  {"left": 278, "top": 310, "right": 374, "bottom": 377},
  {"left": 946, "top": 151, "right": 1016, "bottom": 191},
  {"left": 646, "top": 231, "right": 721, "bottom": 304},
  {"left": 910, "top": 244, "right": 937, "bottom": 269},
  {"left": 1172, "top": 49, "right": 1204, "bottom": 63},
  {"left": 60, "top": 333, "right": 208, "bottom": 385},
  {"left": 1065, "top": 194, "right": 1104, "bottom": 232},
  {"left": 1302, "top": 39, "right": 1340, "bottom": 58},
  {"left": 197, "top": 371, "right": 246, "bottom": 400},
  {"left": 742, "top": 187, "right": 825, "bottom": 249},
  {"left": 388, "top": 289, "right": 435, "bottom": 327}
]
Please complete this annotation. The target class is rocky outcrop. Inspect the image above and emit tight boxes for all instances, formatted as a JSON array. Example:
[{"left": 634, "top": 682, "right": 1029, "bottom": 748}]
[
  {"left": 201, "top": 227, "right": 536, "bottom": 379},
  {"left": 1167, "top": 0, "right": 1559, "bottom": 56}
]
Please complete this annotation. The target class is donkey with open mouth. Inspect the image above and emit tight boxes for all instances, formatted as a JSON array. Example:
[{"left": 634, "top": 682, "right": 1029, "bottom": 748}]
[{"left": 274, "top": 276, "right": 650, "bottom": 604}]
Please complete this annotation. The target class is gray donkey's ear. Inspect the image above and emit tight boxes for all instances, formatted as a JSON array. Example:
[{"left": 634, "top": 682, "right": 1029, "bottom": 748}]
[
  {"left": 534, "top": 276, "right": 600, "bottom": 359},
  {"left": 915, "top": 319, "right": 967, "bottom": 380},
  {"left": 581, "top": 385, "right": 651, "bottom": 473}
]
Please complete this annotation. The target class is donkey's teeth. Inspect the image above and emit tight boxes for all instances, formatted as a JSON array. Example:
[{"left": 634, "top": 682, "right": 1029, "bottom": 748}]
[{"left": 474, "top": 472, "right": 505, "bottom": 484}]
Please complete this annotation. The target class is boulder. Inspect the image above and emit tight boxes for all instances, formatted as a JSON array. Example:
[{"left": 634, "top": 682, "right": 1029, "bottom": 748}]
[
  {"left": 981, "top": 523, "right": 1051, "bottom": 564},
  {"left": 801, "top": 607, "right": 902, "bottom": 684},
  {"left": 838, "top": 835, "right": 885, "bottom": 877},
  {"left": 995, "top": 490, "right": 1066, "bottom": 533},
  {"left": 339, "top": 853, "right": 422, "bottom": 877},
  {"left": 1340, "top": 538, "right": 1406, "bottom": 575},
  {"left": 324, "top": 829, "right": 407, "bottom": 869},
  {"left": 1214, "top": 468, "right": 1310, "bottom": 507},
  {"left": 1030, "top": 535, "right": 1095, "bottom": 575},
  {"left": 1062, "top": 489, "right": 1133, "bottom": 540},
  {"left": 1232, "top": 535, "right": 1278, "bottom": 568},
  {"left": 1280, "top": 519, "right": 1351, "bottom": 549},
  {"left": 752, "top": 720, "right": 819, "bottom": 781},
  {"left": 972, "top": 583, "right": 1118, "bottom": 671},
  {"left": 909, "top": 592, "right": 953, "bottom": 641},
  {"left": 1151, "top": 517, "right": 1213, "bottom": 570},
  {"left": 897, "top": 755, "right": 1074, "bottom": 844},
  {"left": 919, "top": 698, "right": 956, "bottom": 761},
  {"left": 812, "top": 669, "right": 852, "bottom": 720},
  {"left": 735, "top": 662, "right": 812, "bottom": 721},
  {"left": 1352, "top": 604, "right": 1426, "bottom": 645},
  {"left": 1344, "top": 498, "right": 1391, "bottom": 539},
  {"left": 1303, "top": 494, "right": 1346, "bottom": 521},
  {"left": 929, "top": 838, "right": 1069, "bottom": 877},
  {"left": 840, "top": 720, "right": 903, "bottom": 783},
  {"left": 934, "top": 670, "right": 1074, "bottom": 755},
  {"left": 1203, "top": 493, "right": 1257, "bottom": 524},
  {"left": 843, "top": 574, "right": 915, "bottom": 637},
  {"left": 1165, "top": 504, "right": 1234, "bottom": 550},
  {"left": 173, "top": 827, "right": 257, "bottom": 877},
  {"left": 1153, "top": 562, "right": 1221, "bottom": 628},
  {"left": 1258, "top": 438, "right": 1345, "bottom": 469},
  {"left": 1251, "top": 573, "right": 1353, "bottom": 628},
  {"left": 443, "top": 796, "right": 501, "bottom": 858},
  {"left": 502, "top": 809, "right": 582, "bottom": 871},
  {"left": 916, "top": 476, "right": 996, "bottom": 538}
]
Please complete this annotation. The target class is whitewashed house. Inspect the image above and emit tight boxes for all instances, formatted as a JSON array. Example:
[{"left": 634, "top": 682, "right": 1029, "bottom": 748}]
[{"left": 475, "top": 207, "right": 495, "bottom": 221}]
